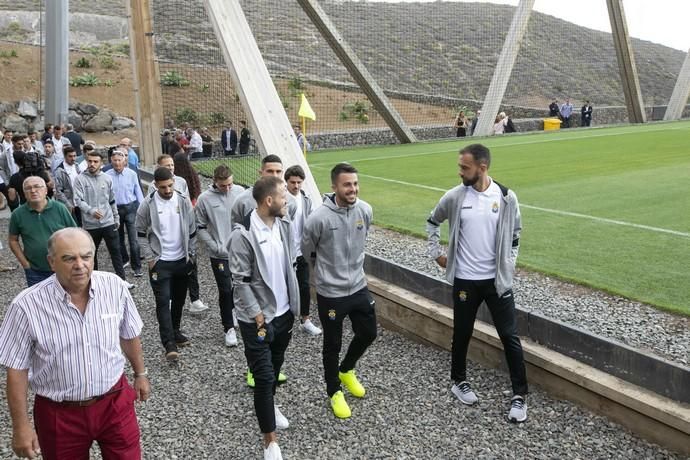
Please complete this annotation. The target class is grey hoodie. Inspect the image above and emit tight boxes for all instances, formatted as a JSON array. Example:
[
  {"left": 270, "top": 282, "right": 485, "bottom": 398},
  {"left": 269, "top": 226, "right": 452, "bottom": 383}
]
[
  {"left": 195, "top": 183, "right": 245, "bottom": 259},
  {"left": 54, "top": 161, "right": 82, "bottom": 207},
  {"left": 229, "top": 211, "right": 299, "bottom": 324},
  {"left": 301, "top": 193, "right": 372, "bottom": 298},
  {"left": 426, "top": 180, "right": 521, "bottom": 296},
  {"left": 73, "top": 169, "right": 119, "bottom": 230},
  {"left": 135, "top": 190, "right": 197, "bottom": 264}
]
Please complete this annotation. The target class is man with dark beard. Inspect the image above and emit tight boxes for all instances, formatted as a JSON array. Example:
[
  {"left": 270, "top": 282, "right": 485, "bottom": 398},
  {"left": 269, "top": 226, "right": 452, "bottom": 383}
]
[{"left": 426, "top": 143, "right": 528, "bottom": 423}]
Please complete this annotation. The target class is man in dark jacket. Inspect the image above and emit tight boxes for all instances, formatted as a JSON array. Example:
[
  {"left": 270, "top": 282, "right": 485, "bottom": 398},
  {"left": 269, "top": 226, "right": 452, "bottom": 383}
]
[{"left": 221, "top": 123, "right": 238, "bottom": 156}]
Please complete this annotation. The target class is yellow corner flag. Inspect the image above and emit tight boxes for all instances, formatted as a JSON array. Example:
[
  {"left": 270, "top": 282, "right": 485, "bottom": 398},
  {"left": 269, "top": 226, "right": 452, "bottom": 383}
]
[{"left": 298, "top": 93, "right": 316, "bottom": 121}]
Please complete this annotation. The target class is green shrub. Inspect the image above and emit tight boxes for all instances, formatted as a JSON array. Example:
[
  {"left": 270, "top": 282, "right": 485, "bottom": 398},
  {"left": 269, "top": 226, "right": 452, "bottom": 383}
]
[
  {"left": 174, "top": 107, "right": 199, "bottom": 125},
  {"left": 99, "top": 55, "right": 118, "bottom": 70},
  {"left": 207, "top": 112, "right": 225, "bottom": 125},
  {"left": 197, "top": 83, "right": 210, "bottom": 93},
  {"left": 70, "top": 72, "right": 100, "bottom": 87},
  {"left": 341, "top": 100, "right": 370, "bottom": 124},
  {"left": 0, "top": 49, "right": 18, "bottom": 58},
  {"left": 161, "top": 70, "right": 190, "bottom": 87},
  {"left": 287, "top": 76, "right": 305, "bottom": 96},
  {"left": 75, "top": 57, "right": 91, "bottom": 68}
]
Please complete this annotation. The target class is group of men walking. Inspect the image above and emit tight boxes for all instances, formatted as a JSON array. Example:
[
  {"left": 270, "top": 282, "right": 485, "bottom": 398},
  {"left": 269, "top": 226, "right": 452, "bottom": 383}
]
[{"left": 1, "top": 142, "right": 529, "bottom": 460}]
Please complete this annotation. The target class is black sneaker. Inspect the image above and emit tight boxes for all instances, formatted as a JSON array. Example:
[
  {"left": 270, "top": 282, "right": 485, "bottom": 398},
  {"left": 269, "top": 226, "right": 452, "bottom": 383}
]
[
  {"left": 133, "top": 269, "right": 143, "bottom": 277},
  {"left": 164, "top": 342, "right": 179, "bottom": 361},
  {"left": 174, "top": 330, "right": 191, "bottom": 347}
]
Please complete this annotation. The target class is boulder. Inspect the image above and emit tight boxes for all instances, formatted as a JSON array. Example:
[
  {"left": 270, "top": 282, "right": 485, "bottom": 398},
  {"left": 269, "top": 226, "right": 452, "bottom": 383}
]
[
  {"left": 112, "top": 116, "right": 136, "bottom": 131},
  {"left": 0, "top": 102, "right": 17, "bottom": 115},
  {"left": 68, "top": 110, "right": 83, "bottom": 131},
  {"left": 77, "top": 102, "right": 99, "bottom": 115},
  {"left": 17, "top": 100, "right": 38, "bottom": 118},
  {"left": 2, "top": 113, "right": 29, "bottom": 133},
  {"left": 83, "top": 109, "right": 114, "bottom": 132}
]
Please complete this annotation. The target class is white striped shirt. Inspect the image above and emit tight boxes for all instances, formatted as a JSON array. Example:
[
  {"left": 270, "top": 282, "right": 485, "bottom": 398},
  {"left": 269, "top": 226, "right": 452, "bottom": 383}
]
[{"left": 0, "top": 271, "right": 143, "bottom": 402}]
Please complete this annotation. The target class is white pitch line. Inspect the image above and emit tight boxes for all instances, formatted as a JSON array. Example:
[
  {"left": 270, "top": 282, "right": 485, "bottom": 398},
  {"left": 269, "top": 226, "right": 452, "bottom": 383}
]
[
  {"left": 308, "top": 123, "right": 690, "bottom": 166},
  {"left": 353, "top": 172, "right": 690, "bottom": 238}
]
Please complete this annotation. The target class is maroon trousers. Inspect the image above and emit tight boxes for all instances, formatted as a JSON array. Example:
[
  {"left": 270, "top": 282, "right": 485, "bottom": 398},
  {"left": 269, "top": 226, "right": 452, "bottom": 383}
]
[{"left": 34, "top": 374, "right": 141, "bottom": 460}]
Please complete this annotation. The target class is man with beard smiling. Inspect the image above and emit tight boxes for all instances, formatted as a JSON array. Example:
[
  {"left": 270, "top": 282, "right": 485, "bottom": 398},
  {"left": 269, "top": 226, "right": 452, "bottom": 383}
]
[
  {"left": 302, "top": 163, "right": 376, "bottom": 420},
  {"left": 426, "top": 143, "right": 528, "bottom": 423}
]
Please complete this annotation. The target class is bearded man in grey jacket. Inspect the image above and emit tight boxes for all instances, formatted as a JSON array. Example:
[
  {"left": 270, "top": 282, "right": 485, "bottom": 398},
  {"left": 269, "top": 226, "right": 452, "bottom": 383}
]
[
  {"left": 230, "top": 176, "right": 298, "bottom": 460},
  {"left": 302, "top": 163, "right": 376, "bottom": 420},
  {"left": 426, "top": 143, "right": 528, "bottom": 423}
]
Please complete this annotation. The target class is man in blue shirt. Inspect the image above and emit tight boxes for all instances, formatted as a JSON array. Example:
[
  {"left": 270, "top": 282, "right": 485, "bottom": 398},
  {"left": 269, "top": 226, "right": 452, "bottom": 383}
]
[{"left": 106, "top": 149, "right": 144, "bottom": 277}]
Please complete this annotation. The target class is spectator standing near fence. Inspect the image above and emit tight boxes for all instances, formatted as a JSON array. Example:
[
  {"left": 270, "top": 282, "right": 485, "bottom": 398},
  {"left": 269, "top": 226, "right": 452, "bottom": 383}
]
[
  {"left": 455, "top": 111, "right": 469, "bottom": 137},
  {"left": 0, "top": 227, "right": 150, "bottom": 459},
  {"left": 581, "top": 101, "right": 593, "bottom": 127},
  {"left": 239, "top": 120, "right": 251, "bottom": 155},
  {"left": 426, "top": 143, "right": 528, "bottom": 423},
  {"left": 560, "top": 98, "right": 573, "bottom": 128},
  {"left": 302, "top": 163, "right": 376, "bottom": 420},
  {"left": 222, "top": 122, "right": 238, "bottom": 156},
  {"left": 548, "top": 99, "right": 560, "bottom": 118}
]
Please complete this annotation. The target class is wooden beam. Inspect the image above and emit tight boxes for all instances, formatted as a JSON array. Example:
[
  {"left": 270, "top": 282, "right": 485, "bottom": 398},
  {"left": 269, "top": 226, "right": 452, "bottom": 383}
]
[
  {"left": 202, "top": 0, "right": 320, "bottom": 203},
  {"left": 474, "top": 0, "right": 534, "bottom": 137},
  {"left": 664, "top": 49, "right": 690, "bottom": 121},
  {"left": 606, "top": 0, "right": 646, "bottom": 123},
  {"left": 127, "top": 0, "right": 164, "bottom": 166},
  {"left": 295, "top": 0, "right": 417, "bottom": 144}
]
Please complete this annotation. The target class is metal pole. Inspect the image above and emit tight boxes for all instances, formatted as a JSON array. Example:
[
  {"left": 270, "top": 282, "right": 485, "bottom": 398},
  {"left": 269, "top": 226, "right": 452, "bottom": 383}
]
[{"left": 45, "top": 0, "right": 69, "bottom": 125}]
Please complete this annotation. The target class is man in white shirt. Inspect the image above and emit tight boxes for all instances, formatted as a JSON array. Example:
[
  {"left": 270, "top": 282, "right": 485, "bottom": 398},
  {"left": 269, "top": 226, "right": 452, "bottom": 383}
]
[
  {"left": 185, "top": 128, "right": 203, "bottom": 159},
  {"left": 136, "top": 166, "right": 197, "bottom": 361},
  {"left": 50, "top": 125, "right": 72, "bottom": 174},
  {"left": 426, "top": 143, "right": 527, "bottom": 423},
  {"left": 230, "top": 176, "right": 299, "bottom": 460}
]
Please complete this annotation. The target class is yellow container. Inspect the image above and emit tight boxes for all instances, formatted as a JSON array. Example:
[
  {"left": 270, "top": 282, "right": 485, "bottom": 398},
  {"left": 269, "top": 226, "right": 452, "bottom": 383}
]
[{"left": 543, "top": 118, "right": 561, "bottom": 131}]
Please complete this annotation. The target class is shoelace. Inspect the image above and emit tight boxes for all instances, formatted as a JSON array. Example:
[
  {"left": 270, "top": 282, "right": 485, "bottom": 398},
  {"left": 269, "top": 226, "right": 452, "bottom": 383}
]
[
  {"left": 459, "top": 382, "right": 473, "bottom": 394},
  {"left": 511, "top": 398, "right": 525, "bottom": 409}
]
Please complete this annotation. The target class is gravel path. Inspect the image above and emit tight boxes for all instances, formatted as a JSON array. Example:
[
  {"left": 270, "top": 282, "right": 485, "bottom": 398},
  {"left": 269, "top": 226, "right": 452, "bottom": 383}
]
[
  {"left": 365, "top": 227, "right": 690, "bottom": 367},
  {"left": 0, "top": 218, "right": 687, "bottom": 459}
]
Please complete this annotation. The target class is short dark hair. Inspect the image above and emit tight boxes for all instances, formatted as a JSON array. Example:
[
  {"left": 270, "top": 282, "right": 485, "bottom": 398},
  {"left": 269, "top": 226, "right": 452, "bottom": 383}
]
[
  {"left": 284, "top": 165, "right": 305, "bottom": 181},
  {"left": 11, "top": 134, "right": 24, "bottom": 144},
  {"left": 43, "top": 139, "right": 54, "bottom": 146},
  {"left": 262, "top": 154, "right": 282, "bottom": 166},
  {"left": 63, "top": 145, "right": 76, "bottom": 155},
  {"left": 330, "top": 162, "right": 357, "bottom": 184},
  {"left": 86, "top": 149, "right": 103, "bottom": 160},
  {"left": 459, "top": 143, "right": 491, "bottom": 168},
  {"left": 82, "top": 143, "right": 93, "bottom": 152},
  {"left": 44, "top": 124, "right": 52, "bottom": 132},
  {"left": 213, "top": 164, "right": 232, "bottom": 180},
  {"left": 154, "top": 166, "right": 174, "bottom": 182},
  {"left": 252, "top": 176, "right": 283, "bottom": 204},
  {"left": 157, "top": 154, "right": 172, "bottom": 165}
]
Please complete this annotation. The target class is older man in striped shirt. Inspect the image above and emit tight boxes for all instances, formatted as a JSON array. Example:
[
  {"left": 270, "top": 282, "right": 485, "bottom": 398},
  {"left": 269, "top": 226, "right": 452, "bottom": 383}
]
[{"left": 0, "top": 227, "right": 150, "bottom": 459}]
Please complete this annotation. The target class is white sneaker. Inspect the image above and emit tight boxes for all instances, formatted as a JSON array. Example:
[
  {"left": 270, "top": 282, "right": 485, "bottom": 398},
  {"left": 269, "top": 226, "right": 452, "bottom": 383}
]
[
  {"left": 232, "top": 309, "right": 239, "bottom": 328},
  {"left": 301, "top": 319, "right": 322, "bottom": 336},
  {"left": 264, "top": 441, "right": 283, "bottom": 460},
  {"left": 274, "top": 404, "right": 289, "bottom": 430},
  {"left": 224, "top": 328, "right": 238, "bottom": 347},
  {"left": 508, "top": 395, "right": 527, "bottom": 422},
  {"left": 189, "top": 299, "right": 209, "bottom": 313},
  {"left": 451, "top": 381, "right": 478, "bottom": 406}
]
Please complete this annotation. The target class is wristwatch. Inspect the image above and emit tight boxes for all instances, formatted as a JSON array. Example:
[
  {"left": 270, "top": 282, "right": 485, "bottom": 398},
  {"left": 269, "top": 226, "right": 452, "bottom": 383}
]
[{"left": 134, "top": 369, "right": 148, "bottom": 378}]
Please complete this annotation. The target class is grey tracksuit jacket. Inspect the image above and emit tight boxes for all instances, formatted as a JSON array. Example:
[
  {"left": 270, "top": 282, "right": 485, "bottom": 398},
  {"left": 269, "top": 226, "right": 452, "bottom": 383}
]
[
  {"left": 54, "top": 162, "right": 81, "bottom": 208},
  {"left": 73, "top": 170, "right": 119, "bottom": 230},
  {"left": 195, "top": 183, "right": 245, "bottom": 259},
  {"left": 301, "top": 193, "right": 373, "bottom": 298},
  {"left": 229, "top": 211, "right": 300, "bottom": 324},
  {"left": 426, "top": 181, "right": 521, "bottom": 296},
  {"left": 135, "top": 191, "right": 197, "bottom": 265}
]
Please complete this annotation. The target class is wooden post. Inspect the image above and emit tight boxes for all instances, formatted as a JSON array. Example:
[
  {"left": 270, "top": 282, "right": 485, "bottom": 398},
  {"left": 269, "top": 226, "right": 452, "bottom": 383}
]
[
  {"left": 296, "top": 0, "right": 417, "bottom": 144},
  {"left": 474, "top": 0, "right": 534, "bottom": 137},
  {"left": 127, "top": 0, "right": 164, "bottom": 166},
  {"left": 606, "top": 0, "right": 646, "bottom": 123},
  {"left": 664, "top": 49, "right": 690, "bottom": 121},
  {"left": 202, "top": 0, "right": 321, "bottom": 203}
]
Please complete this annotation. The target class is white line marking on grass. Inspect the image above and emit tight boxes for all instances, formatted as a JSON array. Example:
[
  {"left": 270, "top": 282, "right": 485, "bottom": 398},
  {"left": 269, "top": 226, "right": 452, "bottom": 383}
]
[
  {"left": 355, "top": 172, "right": 690, "bottom": 238},
  {"left": 309, "top": 123, "right": 690, "bottom": 166}
]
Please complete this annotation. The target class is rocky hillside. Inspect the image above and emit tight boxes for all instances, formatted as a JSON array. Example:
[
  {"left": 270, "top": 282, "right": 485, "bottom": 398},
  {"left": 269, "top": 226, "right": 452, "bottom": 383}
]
[{"left": 0, "top": 0, "right": 685, "bottom": 107}]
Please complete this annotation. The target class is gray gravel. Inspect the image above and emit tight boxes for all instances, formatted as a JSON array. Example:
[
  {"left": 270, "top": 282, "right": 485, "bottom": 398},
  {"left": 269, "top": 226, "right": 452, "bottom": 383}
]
[
  {"left": 366, "top": 227, "right": 690, "bottom": 367},
  {"left": 0, "top": 218, "right": 687, "bottom": 459}
]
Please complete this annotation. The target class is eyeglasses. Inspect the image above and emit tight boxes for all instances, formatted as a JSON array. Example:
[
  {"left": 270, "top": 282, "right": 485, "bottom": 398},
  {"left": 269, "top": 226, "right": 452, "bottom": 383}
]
[{"left": 24, "top": 185, "right": 46, "bottom": 191}]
